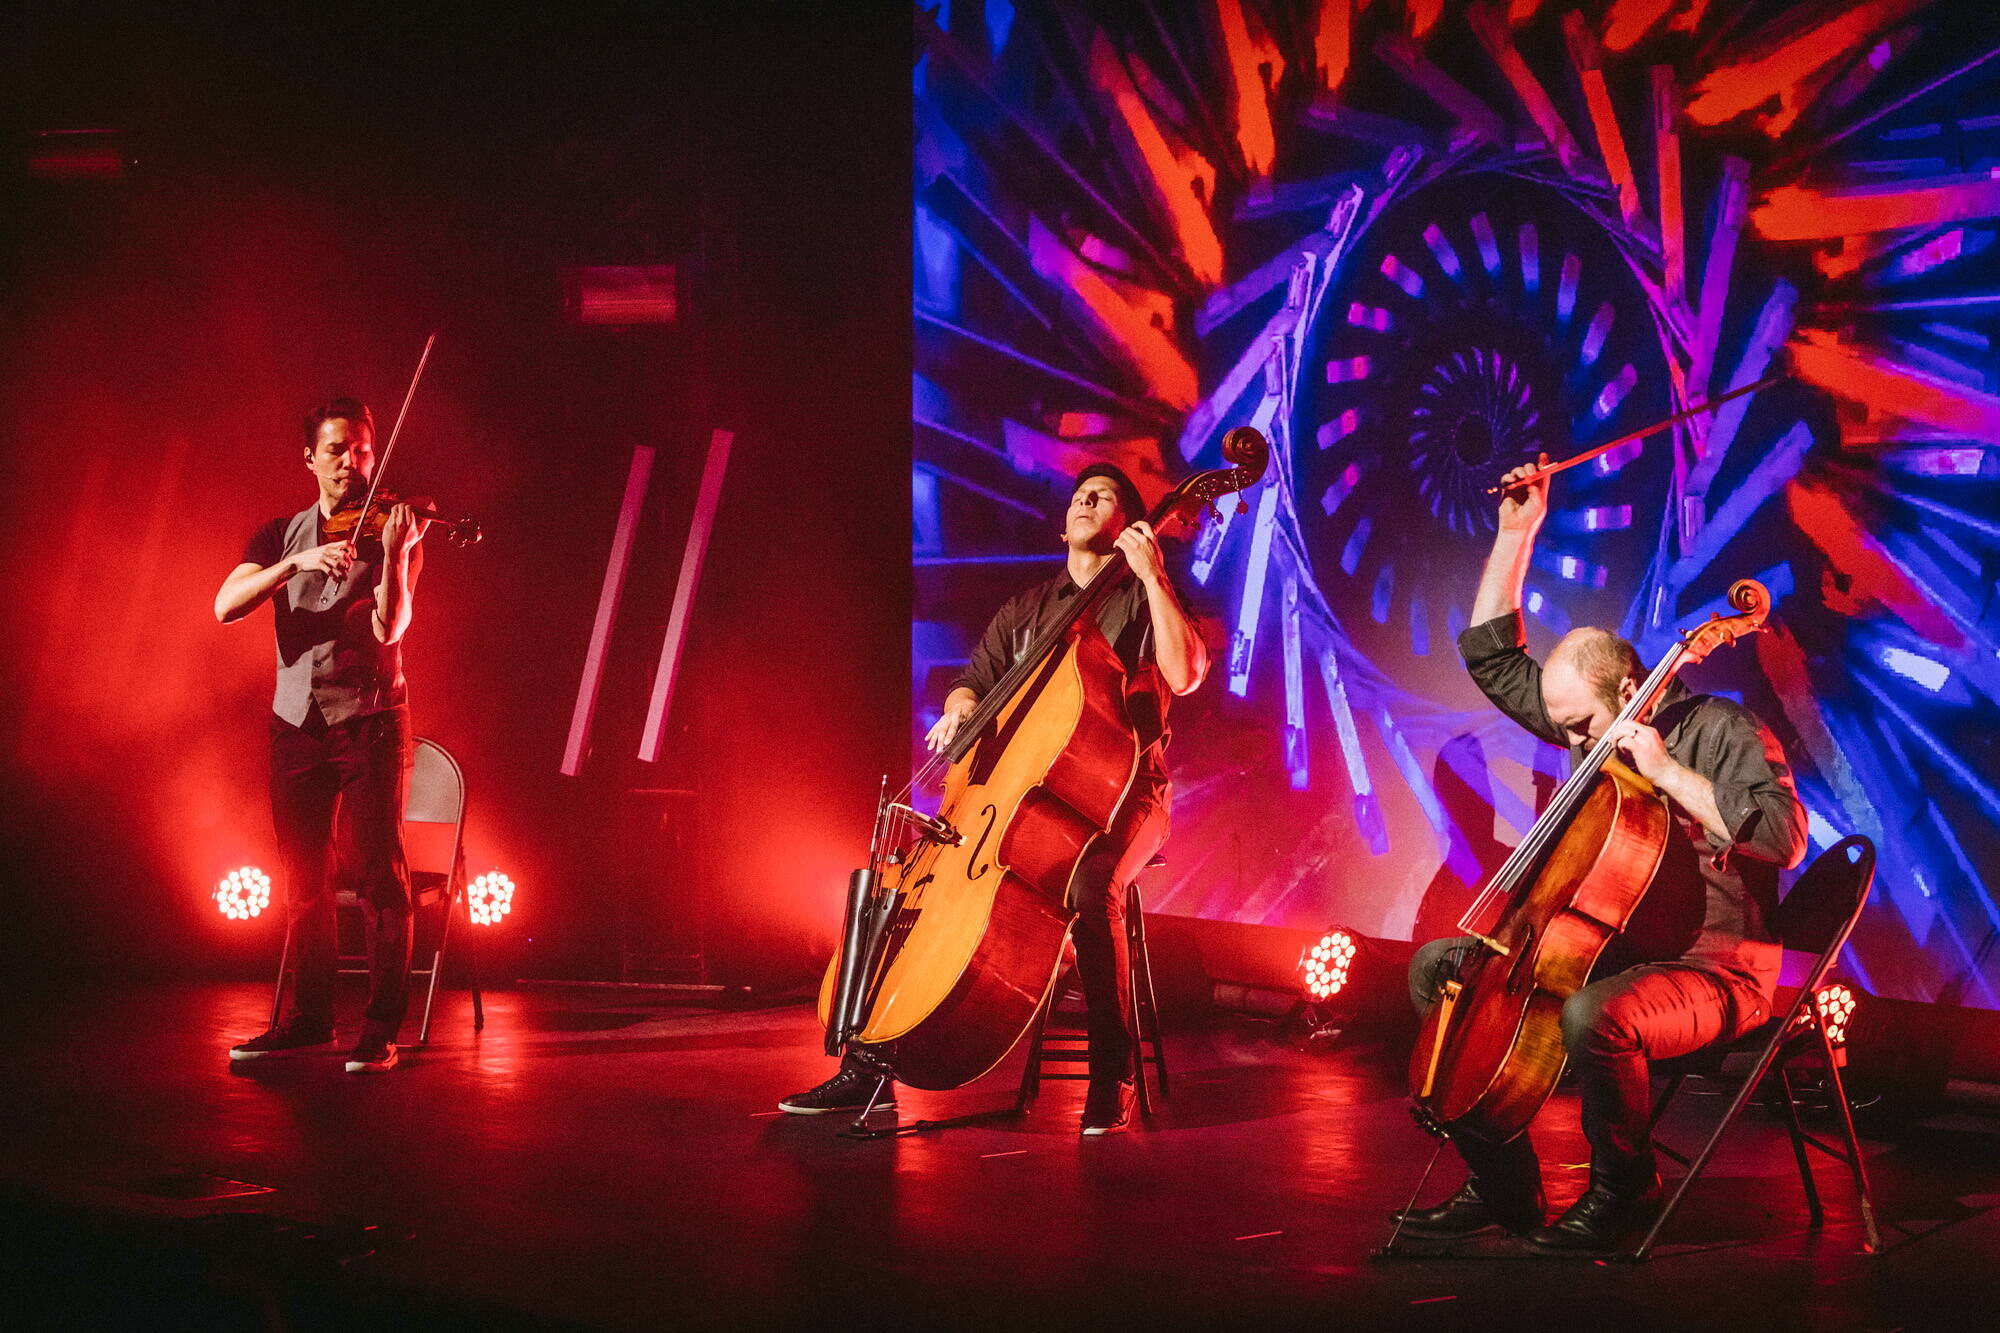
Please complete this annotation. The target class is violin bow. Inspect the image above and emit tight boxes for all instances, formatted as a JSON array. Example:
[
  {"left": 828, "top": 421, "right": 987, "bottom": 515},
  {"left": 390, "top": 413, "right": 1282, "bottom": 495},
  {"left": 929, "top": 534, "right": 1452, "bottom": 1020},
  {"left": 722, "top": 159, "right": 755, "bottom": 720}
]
[
  {"left": 1485, "top": 372, "right": 1785, "bottom": 495},
  {"left": 327, "top": 332, "right": 437, "bottom": 592}
]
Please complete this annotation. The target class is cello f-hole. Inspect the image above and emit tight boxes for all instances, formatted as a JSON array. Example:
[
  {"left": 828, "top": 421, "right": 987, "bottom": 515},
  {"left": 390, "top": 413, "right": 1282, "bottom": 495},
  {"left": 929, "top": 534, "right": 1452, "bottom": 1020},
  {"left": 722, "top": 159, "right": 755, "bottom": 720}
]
[{"left": 1505, "top": 923, "right": 1536, "bottom": 993}]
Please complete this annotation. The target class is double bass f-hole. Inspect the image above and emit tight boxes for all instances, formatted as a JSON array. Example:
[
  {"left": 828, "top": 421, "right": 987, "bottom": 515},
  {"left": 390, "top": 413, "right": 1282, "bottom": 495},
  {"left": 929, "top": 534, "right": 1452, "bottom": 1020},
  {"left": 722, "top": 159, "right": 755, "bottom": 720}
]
[{"left": 965, "top": 803, "right": 999, "bottom": 881}]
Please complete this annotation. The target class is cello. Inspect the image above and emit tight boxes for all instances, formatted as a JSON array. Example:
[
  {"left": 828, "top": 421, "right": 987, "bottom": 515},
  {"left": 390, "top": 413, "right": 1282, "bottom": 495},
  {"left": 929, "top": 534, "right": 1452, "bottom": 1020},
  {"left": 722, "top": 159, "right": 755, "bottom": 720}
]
[
  {"left": 817, "top": 427, "right": 1269, "bottom": 1091},
  {"left": 1408, "top": 578, "right": 1773, "bottom": 1146}
]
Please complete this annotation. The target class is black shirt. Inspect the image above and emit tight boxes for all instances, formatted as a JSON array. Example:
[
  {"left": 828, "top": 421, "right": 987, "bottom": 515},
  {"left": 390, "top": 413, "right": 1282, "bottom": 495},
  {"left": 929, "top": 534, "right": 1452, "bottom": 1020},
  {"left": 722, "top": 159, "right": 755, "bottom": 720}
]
[
  {"left": 951, "top": 568, "right": 1171, "bottom": 786},
  {"left": 1458, "top": 612, "right": 1807, "bottom": 994},
  {"left": 242, "top": 513, "right": 294, "bottom": 568}
]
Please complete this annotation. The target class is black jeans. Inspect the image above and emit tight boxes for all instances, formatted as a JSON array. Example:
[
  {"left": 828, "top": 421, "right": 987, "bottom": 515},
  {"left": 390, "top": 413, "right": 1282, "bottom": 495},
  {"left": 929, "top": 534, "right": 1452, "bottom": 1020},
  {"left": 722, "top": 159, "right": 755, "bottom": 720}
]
[
  {"left": 1068, "top": 783, "right": 1171, "bottom": 1083},
  {"left": 269, "top": 707, "right": 414, "bottom": 1034},
  {"left": 1409, "top": 936, "right": 1769, "bottom": 1194}
]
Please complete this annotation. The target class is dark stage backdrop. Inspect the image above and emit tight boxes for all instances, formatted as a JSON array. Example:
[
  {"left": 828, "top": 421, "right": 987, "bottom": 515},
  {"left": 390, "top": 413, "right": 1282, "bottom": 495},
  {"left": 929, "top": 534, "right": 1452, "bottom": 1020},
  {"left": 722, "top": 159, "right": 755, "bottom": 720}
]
[
  {"left": 0, "top": 6, "right": 910, "bottom": 988},
  {"left": 912, "top": 0, "right": 2000, "bottom": 1008}
]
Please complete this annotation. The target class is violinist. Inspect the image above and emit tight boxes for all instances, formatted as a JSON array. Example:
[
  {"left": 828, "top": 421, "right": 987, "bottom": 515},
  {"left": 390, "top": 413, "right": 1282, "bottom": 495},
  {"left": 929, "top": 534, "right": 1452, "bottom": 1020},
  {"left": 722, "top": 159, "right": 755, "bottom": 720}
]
[
  {"left": 214, "top": 397, "right": 429, "bottom": 1074},
  {"left": 780, "top": 464, "right": 1208, "bottom": 1133},
  {"left": 1397, "top": 457, "right": 1807, "bottom": 1251}
]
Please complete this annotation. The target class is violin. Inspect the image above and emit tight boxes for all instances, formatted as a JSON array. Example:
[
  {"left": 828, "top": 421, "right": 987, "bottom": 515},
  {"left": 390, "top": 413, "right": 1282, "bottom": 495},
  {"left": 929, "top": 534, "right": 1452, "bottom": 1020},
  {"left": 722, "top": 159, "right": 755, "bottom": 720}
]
[
  {"left": 325, "top": 488, "right": 483, "bottom": 547},
  {"left": 320, "top": 334, "right": 481, "bottom": 597}
]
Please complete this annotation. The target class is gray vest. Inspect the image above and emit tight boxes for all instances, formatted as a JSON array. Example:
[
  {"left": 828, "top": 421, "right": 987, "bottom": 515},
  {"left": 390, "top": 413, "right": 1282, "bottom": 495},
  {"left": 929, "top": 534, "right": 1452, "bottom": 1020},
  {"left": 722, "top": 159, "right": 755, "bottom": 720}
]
[{"left": 271, "top": 504, "right": 407, "bottom": 726}]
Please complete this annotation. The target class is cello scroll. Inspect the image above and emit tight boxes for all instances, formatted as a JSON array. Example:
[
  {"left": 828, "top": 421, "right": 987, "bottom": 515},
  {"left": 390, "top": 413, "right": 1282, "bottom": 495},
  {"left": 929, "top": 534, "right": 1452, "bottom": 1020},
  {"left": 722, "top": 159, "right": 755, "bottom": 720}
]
[{"left": 1677, "top": 578, "right": 1771, "bottom": 666}]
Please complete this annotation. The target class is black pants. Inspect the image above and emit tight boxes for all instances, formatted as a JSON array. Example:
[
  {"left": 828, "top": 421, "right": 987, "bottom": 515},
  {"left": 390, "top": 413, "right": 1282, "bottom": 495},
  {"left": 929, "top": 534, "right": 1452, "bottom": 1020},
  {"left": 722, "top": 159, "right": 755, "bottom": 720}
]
[
  {"left": 1067, "top": 781, "right": 1170, "bottom": 1082},
  {"left": 270, "top": 707, "right": 414, "bottom": 1034},
  {"left": 1409, "top": 936, "right": 1769, "bottom": 1194}
]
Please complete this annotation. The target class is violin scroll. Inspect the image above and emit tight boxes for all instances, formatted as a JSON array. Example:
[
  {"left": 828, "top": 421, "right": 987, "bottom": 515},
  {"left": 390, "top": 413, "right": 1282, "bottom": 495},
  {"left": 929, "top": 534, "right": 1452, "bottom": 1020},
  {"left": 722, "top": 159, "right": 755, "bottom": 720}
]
[{"left": 441, "top": 514, "right": 483, "bottom": 547}]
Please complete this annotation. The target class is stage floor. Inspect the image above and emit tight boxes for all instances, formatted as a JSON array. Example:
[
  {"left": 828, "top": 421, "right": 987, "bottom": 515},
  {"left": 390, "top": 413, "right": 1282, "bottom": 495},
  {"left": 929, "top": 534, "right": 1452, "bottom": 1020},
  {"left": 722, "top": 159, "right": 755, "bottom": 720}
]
[{"left": 3, "top": 982, "right": 1996, "bottom": 1329}]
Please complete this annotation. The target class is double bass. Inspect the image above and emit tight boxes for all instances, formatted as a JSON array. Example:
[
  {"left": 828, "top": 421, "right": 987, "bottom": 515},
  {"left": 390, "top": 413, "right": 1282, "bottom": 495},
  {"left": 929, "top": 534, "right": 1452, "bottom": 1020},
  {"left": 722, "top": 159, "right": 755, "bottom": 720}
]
[
  {"left": 1409, "top": 578, "right": 1773, "bottom": 1145},
  {"left": 818, "top": 428, "right": 1269, "bottom": 1090}
]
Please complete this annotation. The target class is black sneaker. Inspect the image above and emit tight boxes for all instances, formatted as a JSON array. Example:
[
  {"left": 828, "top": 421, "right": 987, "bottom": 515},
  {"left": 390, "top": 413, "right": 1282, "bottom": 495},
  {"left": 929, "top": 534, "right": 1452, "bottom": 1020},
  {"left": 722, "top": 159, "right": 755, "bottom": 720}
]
[
  {"left": 1080, "top": 1079, "right": 1133, "bottom": 1135},
  {"left": 230, "top": 1021, "right": 336, "bottom": 1061},
  {"left": 344, "top": 1039, "right": 399, "bottom": 1074},
  {"left": 777, "top": 1066, "right": 895, "bottom": 1115}
]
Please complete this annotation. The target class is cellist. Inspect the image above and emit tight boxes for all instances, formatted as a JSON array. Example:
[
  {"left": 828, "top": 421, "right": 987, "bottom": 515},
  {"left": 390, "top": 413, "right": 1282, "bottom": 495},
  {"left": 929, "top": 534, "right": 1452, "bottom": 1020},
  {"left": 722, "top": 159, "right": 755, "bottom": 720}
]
[
  {"left": 1396, "top": 458, "right": 1807, "bottom": 1252},
  {"left": 779, "top": 464, "right": 1207, "bottom": 1133}
]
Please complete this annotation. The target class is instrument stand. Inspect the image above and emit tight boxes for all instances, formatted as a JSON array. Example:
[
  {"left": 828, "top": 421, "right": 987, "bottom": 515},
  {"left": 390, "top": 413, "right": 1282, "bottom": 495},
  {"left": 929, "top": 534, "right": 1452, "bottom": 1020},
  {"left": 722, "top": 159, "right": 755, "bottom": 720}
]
[
  {"left": 831, "top": 1047, "right": 1026, "bottom": 1140},
  {"left": 1375, "top": 1135, "right": 1449, "bottom": 1260},
  {"left": 839, "top": 1099, "right": 1023, "bottom": 1141}
]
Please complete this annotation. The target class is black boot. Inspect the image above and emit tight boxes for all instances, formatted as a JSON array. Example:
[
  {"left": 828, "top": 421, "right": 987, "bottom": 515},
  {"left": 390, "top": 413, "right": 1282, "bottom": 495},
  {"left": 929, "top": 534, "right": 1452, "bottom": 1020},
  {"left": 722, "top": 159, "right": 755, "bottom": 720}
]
[
  {"left": 1528, "top": 1162, "right": 1662, "bottom": 1253},
  {"left": 1393, "top": 1175, "right": 1546, "bottom": 1238}
]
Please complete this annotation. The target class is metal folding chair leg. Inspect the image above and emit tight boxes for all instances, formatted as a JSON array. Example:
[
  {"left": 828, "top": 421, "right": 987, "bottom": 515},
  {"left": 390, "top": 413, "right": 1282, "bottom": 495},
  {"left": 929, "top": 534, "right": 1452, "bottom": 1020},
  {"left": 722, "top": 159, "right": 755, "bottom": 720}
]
[
  {"left": 417, "top": 918, "right": 450, "bottom": 1046},
  {"left": 1776, "top": 1065, "right": 1825, "bottom": 1226},
  {"left": 269, "top": 922, "right": 294, "bottom": 1029},
  {"left": 1629, "top": 1011, "right": 1799, "bottom": 1261},
  {"left": 1814, "top": 1018, "right": 1882, "bottom": 1253},
  {"left": 417, "top": 849, "right": 481, "bottom": 1044},
  {"left": 1128, "top": 898, "right": 1169, "bottom": 1100}
]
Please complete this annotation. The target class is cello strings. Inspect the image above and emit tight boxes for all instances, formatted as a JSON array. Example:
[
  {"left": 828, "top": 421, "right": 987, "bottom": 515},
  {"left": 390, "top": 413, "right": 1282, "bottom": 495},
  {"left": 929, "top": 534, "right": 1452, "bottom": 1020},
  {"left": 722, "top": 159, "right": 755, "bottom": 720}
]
[
  {"left": 1463, "top": 652, "right": 1671, "bottom": 921},
  {"left": 1455, "top": 643, "right": 1689, "bottom": 933}
]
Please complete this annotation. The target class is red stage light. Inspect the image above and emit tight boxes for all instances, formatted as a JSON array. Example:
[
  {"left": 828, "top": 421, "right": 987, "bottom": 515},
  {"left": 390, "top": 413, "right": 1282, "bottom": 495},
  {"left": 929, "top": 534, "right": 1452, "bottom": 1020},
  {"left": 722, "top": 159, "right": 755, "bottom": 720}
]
[
  {"left": 468, "top": 871, "right": 516, "bottom": 926},
  {"left": 28, "top": 129, "right": 127, "bottom": 180},
  {"left": 1813, "top": 982, "right": 1859, "bottom": 1047},
  {"left": 214, "top": 867, "right": 271, "bottom": 920},
  {"left": 1299, "top": 927, "right": 1358, "bottom": 1002}
]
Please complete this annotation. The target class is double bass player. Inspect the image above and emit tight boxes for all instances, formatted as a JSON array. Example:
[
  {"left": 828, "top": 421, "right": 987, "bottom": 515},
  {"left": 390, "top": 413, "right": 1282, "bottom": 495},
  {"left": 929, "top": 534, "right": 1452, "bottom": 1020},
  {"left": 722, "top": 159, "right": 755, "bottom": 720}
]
[
  {"left": 780, "top": 463, "right": 1207, "bottom": 1133},
  {"left": 1397, "top": 457, "right": 1807, "bottom": 1251}
]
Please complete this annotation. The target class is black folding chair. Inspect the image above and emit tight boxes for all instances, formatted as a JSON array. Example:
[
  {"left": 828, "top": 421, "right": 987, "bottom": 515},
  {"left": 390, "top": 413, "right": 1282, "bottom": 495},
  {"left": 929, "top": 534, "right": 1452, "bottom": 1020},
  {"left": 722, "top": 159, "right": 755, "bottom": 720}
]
[
  {"left": 271, "top": 736, "right": 483, "bottom": 1044},
  {"left": 1630, "top": 834, "right": 1880, "bottom": 1259}
]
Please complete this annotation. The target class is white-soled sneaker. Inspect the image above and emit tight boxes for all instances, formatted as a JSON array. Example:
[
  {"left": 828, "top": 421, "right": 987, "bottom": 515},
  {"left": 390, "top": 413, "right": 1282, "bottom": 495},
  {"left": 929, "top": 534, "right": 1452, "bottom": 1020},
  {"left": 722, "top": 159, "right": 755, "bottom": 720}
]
[{"left": 344, "top": 1040, "right": 399, "bottom": 1074}]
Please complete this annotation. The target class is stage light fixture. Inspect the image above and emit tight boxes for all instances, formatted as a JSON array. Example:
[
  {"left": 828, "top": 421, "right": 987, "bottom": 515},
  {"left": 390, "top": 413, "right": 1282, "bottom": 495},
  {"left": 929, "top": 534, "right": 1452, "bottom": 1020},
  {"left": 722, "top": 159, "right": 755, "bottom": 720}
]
[
  {"left": 562, "top": 265, "right": 676, "bottom": 325},
  {"left": 1813, "top": 982, "right": 1859, "bottom": 1047},
  {"left": 1299, "top": 927, "right": 1358, "bottom": 1002},
  {"left": 468, "top": 871, "right": 516, "bottom": 926},
  {"left": 214, "top": 867, "right": 271, "bottom": 920}
]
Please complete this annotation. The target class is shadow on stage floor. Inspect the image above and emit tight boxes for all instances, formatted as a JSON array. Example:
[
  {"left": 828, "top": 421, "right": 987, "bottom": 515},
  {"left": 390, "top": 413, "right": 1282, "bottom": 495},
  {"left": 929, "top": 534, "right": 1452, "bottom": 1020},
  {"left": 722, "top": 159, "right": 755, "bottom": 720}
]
[{"left": 2, "top": 981, "right": 1996, "bottom": 1329}]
